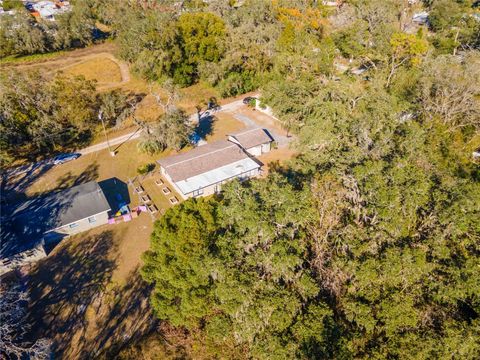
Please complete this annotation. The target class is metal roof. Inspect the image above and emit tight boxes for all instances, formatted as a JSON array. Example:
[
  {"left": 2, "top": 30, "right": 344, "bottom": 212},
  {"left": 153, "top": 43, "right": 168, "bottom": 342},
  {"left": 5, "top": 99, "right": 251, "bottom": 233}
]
[
  {"left": 157, "top": 140, "right": 251, "bottom": 182},
  {"left": 175, "top": 158, "right": 260, "bottom": 195}
]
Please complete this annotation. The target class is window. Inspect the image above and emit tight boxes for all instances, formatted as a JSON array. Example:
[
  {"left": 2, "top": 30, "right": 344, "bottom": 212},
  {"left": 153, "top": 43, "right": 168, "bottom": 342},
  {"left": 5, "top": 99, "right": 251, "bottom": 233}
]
[
  {"left": 192, "top": 188, "right": 204, "bottom": 197},
  {"left": 88, "top": 216, "right": 97, "bottom": 224},
  {"left": 69, "top": 223, "right": 79, "bottom": 229}
]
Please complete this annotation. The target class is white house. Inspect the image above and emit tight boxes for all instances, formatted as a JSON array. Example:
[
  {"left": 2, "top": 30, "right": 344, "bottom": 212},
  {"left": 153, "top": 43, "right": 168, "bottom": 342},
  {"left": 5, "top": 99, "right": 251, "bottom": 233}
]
[
  {"left": 157, "top": 128, "right": 274, "bottom": 199},
  {"left": 227, "top": 128, "right": 274, "bottom": 156}
]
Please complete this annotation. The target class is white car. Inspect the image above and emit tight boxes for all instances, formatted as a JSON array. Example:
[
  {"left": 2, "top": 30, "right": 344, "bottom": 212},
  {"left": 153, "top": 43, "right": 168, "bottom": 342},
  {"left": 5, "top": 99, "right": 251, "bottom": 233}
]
[{"left": 53, "top": 153, "right": 81, "bottom": 165}]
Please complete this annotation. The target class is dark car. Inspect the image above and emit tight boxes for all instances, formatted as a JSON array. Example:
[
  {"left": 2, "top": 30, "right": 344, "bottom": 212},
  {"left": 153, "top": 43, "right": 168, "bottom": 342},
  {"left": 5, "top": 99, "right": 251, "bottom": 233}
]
[
  {"left": 53, "top": 153, "right": 81, "bottom": 165},
  {"left": 243, "top": 96, "right": 257, "bottom": 105}
]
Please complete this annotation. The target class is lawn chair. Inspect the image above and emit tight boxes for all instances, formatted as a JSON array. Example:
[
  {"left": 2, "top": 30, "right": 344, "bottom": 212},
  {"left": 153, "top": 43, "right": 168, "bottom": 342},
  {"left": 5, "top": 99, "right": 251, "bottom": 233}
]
[
  {"left": 141, "top": 194, "right": 151, "bottom": 203},
  {"left": 169, "top": 196, "right": 179, "bottom": 204},
  {"left": 134, "top": 185, "right": 144, "bottom": 194},
  {"left": 162, "top": 187, "right": 171, "bottom": 195},
  {"left": 155, "top": 178, "right": 164, "bottom": 186}
]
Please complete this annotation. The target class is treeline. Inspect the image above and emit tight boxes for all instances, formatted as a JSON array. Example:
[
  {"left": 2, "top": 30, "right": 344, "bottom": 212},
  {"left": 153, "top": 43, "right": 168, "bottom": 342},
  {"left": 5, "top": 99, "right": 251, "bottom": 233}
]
[
  {"left": 106, "top": 0, "right": 282, "bottom": 96},
  {"left": 0, "top": 71, "right": 137, "bottom": 165},
  {"left": 136, "top": 0, "right": 480, "bottom": 359},
  {"left": 0, "top": 0, "right": 100, "bottom": 58}
]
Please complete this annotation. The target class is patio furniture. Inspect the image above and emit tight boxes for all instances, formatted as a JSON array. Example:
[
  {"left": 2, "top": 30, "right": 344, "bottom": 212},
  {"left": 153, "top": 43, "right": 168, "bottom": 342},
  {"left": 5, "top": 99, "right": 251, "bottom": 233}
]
[
  {"left": 141, "top": 194, "right": 151, "bottom": 203},
  {"left": 162, "top": 187, "right": 171, "bottom": 195},
  {"left": 134, "top": 185, "right": 144, "bottom": 194},
  {"left": 169, "top": 197, "right": 179, "bottom": 204},
  {"left": 155, "top": 179, "right": 164, "bottom": 186}
]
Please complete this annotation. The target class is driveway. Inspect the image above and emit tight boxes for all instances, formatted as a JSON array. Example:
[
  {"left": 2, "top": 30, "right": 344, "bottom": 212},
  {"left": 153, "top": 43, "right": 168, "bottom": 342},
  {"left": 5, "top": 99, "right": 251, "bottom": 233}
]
[{"left": 233, "top": 114, "right": 292, "bottom": 149}]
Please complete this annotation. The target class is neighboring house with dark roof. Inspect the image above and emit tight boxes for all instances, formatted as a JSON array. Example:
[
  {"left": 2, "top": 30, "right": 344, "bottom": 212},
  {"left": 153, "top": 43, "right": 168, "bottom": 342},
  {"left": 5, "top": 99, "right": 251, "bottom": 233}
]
[
  {"left": 1, "top": 181, "right": 111, "bottom": 276},
  {"left": 157, "top": 128, "right": 273, "bottom": 199}
]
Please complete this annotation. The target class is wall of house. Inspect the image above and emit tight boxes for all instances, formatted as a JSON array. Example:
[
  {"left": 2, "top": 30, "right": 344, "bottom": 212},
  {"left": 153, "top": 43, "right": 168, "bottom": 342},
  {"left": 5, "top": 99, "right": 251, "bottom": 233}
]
[
  {"left": 246, "top": 145, "right": 262, "bottom": 156},
  {"left": 246, "top": 143, "right": 271, "bottom": 156},
  {"left": 261, "top": 142, "right": 271, "bottom": 153},
  {"left": 50, "top": 211, "right": 110, "bottom": 236},
  {"left": 183, "top": 168, "right": 261, "bottom": 199}
]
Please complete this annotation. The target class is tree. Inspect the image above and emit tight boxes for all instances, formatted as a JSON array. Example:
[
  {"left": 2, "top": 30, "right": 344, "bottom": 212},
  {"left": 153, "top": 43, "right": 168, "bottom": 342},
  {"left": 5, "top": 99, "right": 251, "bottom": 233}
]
[
  {"left": 138, "top": 107, "right": 192, "bottom": 154},
  {"left": 98, "top": 90, "right": 140, "bottom": 128},
  {"left": 141, "top": 198, "right": 219, "bottom": 328},
  {"left": 178, "top": 12, "right": 226, "bottom": 64},
  {"left": 54, "top": 1, "right": 96, "bottom": 49},
  {"left": 386, "top": 32, "right": 428, "bottom": 86},
  {"left": 0, "top": 284, "right": 51, "bottom": 359},
  {"left": 420, "top": 52, "right": 480, "bottom": 129}
]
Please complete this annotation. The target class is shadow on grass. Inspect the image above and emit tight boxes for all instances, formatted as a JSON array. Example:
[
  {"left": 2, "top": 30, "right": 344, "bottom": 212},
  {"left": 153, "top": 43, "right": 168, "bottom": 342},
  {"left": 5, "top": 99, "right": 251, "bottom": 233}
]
[
  {"left": 194, "top": 114, "right": 215, "bottom": 139},
  {"left": 27, "top": 231, "right": 118, "bottom": 357},
  {"left": 26, "top": 231, "right": 157, "bottom": 359},
  {"left": 93, "top": 269, "right": 158, "bottom": 359},
  {"left": 55, "top": 162, "right": 99, "bottom": 191}
]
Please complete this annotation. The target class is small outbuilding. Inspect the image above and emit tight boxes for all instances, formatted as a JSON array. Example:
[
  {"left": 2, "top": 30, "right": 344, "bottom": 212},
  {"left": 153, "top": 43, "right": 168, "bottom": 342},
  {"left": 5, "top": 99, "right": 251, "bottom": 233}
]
[{"left": 227, "top": 128, "right": 274, "bottom": 157}]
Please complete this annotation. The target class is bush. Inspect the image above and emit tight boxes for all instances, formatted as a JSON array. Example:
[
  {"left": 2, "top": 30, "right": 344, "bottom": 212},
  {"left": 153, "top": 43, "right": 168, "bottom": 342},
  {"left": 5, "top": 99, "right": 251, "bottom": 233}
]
[
  {"left": 218, "top": 71, "right": 259, "bottom": 98},
  {"left": 137, "top": 163, "right": 156, "bottom": 175},
  {"left": 3, "top": 0, "right": 24, "bottom": 11}
]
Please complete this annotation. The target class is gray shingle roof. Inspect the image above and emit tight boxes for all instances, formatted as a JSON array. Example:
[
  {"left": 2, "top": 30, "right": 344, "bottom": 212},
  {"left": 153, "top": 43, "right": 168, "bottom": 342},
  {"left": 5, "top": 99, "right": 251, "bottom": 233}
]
[
  {"left": 157, "top": 140, "right": 251, "bottom": 182},
  {"left": 12, "top": 181, "right": 111, "bottom": 236},
  {"left": 229, "top": 128, "right": 274, "bottom": 149}
]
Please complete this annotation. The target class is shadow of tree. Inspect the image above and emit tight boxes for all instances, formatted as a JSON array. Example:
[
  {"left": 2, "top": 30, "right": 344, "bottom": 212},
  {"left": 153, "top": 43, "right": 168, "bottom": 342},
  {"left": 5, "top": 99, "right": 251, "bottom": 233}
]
[
  {"left": 26, "top": 233, "right": 158, "bottom": 359},
  {"left": 1, "top": 162, "right": 54, "bottom": 204},
  {"left": 27, "top": 231, "right": 118, "bottom": 357},
  {"left": 92, "top": 269, "right": 158, "bottom": 359},
  {"left": 55, "top": 162, "right": 99, "bottom": 191},
  {"left": 194, "top": 114, "right": 215, "bottom": 139}
]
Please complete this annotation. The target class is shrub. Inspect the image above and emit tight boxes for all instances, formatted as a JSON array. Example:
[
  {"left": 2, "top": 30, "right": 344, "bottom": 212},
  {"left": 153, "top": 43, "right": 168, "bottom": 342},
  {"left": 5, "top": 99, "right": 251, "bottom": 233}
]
[
  {"left": 218, "top": 71, "right": 259, "bottom": 98},
  {"left": 137, "top": 163, "right": 156, "bottom": 175}
]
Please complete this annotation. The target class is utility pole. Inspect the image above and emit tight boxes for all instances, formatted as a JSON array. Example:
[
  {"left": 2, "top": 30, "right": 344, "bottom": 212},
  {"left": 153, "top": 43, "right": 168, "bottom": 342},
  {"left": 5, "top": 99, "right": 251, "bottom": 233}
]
[{"left": 99, "top": 111, "right": 115, "bottom": 157}]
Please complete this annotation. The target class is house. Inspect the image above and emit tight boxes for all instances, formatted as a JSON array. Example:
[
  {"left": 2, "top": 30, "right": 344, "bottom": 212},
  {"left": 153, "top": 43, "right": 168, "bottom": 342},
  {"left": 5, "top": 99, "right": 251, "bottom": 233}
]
[
  {"left": 11, "top": 181, "right": 111, "bottom": 241},
  {"left": 227, "top": 128, "right": 274, "bottom": 156},
  {"left": 412, "top": 12, "right": 429, "bottom": 25},
  {"left": 1, "top": 181, "right": 111, "bottom": 275},
  {"left": 157, "top": 128, "right": 273, "bottom": 199},
  {"left": 31, "top": 0, "right": 70, "bottom": 21}
]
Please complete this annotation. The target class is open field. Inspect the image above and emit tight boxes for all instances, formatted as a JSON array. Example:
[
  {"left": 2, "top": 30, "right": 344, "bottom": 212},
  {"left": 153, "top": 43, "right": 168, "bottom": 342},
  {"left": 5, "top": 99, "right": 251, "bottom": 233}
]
[{"left": 63, "top": 56, "right": 123, "bottom": 86}]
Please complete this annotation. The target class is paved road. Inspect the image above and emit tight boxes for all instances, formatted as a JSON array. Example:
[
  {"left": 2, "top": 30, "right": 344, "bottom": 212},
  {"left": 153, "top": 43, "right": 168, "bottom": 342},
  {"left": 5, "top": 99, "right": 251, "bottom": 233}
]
[{"left": 4, "top": 98, "right": 248, "bottom": 178}]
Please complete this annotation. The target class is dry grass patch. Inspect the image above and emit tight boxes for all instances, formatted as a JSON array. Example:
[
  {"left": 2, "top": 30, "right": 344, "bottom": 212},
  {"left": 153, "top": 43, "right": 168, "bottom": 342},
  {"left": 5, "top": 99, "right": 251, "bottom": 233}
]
[
  {"left": 64, "top": 56, "right": 122, "bottom": 85},
  {"left": 205, "top": 112, "right": 246, "bottom": 142}
]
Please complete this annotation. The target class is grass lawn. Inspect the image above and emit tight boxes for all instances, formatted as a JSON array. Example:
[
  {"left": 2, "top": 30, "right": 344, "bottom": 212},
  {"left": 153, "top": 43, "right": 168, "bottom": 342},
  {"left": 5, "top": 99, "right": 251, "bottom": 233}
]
[
  {"left": 63, "top": 57, "right": 122, "bottom": 85},
  {"left": 204, "top": 112, "right": 246, "bottom": 142}
]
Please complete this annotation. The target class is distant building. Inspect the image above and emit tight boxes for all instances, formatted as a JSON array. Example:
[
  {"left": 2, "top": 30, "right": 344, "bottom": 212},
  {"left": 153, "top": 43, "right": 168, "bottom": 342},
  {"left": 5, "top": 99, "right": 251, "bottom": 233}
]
[
  {"left": 31, "top": 0, "right": 71, "bottom": 21},
  {"left": 158, "top": 128, "right": 273, "bottom": 199},
  {"left": 1, "top": 181, "right": 111, "bottom": 276},
  {"left": 412, "top": 12, "right": 429, "bottom": 25}
]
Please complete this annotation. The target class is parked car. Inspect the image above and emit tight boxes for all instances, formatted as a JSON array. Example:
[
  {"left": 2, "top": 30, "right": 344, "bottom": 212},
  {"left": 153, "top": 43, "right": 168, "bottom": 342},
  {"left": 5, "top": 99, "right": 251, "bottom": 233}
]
[
  {"left": 243, "top": 96, "right": 257, "bottom": 105},
  {"left": 53, "top": 153, "right": 81, "bottom": 165}
]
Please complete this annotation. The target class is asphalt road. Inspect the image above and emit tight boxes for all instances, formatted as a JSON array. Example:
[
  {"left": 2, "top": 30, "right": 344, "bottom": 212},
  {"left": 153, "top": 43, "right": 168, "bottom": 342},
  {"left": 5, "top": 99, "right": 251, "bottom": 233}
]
[{"left": 4, "top": 98, "right": 247, "bottom": 178}]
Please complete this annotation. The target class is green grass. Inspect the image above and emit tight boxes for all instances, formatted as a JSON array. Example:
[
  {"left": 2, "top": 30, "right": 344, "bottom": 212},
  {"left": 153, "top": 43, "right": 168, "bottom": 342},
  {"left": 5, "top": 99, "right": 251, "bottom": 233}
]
[{"left": 0, "top": 50, "right": 69, "bottom": 65}]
